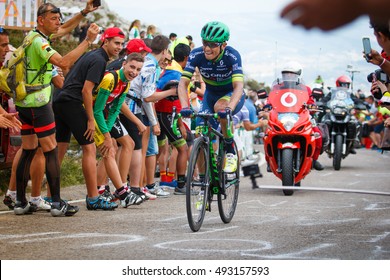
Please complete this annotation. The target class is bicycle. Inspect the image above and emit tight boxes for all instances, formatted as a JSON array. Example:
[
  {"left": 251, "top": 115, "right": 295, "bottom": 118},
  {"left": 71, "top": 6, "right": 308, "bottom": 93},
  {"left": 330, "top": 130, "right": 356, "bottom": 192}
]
[{"left": 172, "top": 107, "right": 240, "bottom": 232}]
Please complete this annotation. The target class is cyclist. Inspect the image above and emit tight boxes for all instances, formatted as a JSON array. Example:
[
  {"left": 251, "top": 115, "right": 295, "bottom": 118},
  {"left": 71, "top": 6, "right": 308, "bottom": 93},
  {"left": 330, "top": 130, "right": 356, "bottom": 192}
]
[{"left": 177, "top": 21, "right": 246, "bottom": 182}]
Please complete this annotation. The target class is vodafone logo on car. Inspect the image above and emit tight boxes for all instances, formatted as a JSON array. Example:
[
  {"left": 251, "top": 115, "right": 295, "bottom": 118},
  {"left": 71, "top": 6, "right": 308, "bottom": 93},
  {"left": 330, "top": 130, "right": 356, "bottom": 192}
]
[{"left": 280, "top": 92, "right": 297, "bottom": 107}]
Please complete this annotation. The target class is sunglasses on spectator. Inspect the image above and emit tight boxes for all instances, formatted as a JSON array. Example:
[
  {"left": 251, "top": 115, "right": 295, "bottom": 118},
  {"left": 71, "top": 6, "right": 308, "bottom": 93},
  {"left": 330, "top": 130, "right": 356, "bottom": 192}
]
[
  {"left": 164, "top": 58, "right": 172, "bottom": 64},
  {"left": 38, "top": 7, "right": 61, "bottom": 16},
  {"left": 202, "top": 40, "right": 223, "bottom": 49}
]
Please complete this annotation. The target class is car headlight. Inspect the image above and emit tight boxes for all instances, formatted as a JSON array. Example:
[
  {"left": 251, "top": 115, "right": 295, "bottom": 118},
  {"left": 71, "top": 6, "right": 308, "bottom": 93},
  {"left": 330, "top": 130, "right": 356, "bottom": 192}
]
[{"left": 278, "top": 113, "right": 299, "bottom": 132}]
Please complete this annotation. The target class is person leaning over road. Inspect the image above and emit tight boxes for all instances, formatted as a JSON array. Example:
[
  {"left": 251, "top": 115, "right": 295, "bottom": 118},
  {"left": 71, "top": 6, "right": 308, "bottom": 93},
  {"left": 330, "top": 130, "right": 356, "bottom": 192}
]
[
  {"left": 2, "top": 1, "right": 98, "bottom": 211},
  {"left": 92, "top": 53, "right": 145, "bottom": 209},
  {"left": 177, "top": 21, "right": 246, "bottom": 185},
  {"left": 12, "top": 2, "right": 99, "bottom": 217},
  {"left": 119, "top": 35, "right": 172, "bottom": 198},
  {"left": 96, "top": 39, "right": 150, "bottom": 199},
  {"left": 53, "top": 27, "right": 143, "bottom": 210},
  {"left": 281, "top": 0, "right": 390, "bottom": 31}
]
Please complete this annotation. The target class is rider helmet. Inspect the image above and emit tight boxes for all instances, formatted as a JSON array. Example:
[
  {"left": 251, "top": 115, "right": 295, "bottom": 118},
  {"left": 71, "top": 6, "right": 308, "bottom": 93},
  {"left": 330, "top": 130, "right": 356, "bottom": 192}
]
[
  {"left": 281, "top": 61, "right": 302, "bottom": 82},
  {"left": 281, "top": 61, "right": 302, "bottom": 76},
  {"left": 336, "top": 75, "right": 351, "bottom": 88},
  {"left": 201, "top": 21, "right": 230, "bottom": 43}
]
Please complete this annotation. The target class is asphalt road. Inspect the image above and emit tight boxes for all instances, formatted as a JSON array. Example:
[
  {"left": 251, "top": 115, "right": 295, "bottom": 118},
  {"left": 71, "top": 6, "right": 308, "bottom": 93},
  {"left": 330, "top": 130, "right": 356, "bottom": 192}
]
[{"left": 0, "top": 146, "right": 389, "bottom": 260}]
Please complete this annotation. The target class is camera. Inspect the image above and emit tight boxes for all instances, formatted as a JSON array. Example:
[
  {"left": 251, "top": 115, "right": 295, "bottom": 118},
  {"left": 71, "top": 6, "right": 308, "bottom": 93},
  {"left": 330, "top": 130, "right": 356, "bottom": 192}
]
[
  {"left": 257, "top": 88, "right": 268, "bottom": 99},
  {"left": 367, "top": 69, "right": 390, "bottom": 83}
]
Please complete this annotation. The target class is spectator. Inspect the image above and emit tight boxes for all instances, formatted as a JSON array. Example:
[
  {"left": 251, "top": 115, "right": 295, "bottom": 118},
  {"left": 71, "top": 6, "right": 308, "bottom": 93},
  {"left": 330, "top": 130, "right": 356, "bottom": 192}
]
[
  {"left": 54, "top": 27, "right": 143, "bottom": 209},
  {"left": 13, "top": 2, "right": 99, "bottom": 216},
  {"left": 2, "top": 0, "right": 98, "bottom": 211},
  {"left": 146, "top": 24, "right": 156, "bottom": 39},
  {"left": 186, "top": 35, "right": 195, "bottom": 49},
  {"left": 140, "top": 30, "right": 146, "bottom": 39},
  {"left": 93, "top": 53, "right": 146, "bottom": 207},
  {"left": 128, "top": 19, "right": 141, "bottom": 40},
  {"left": 153, "top": 43, "right": 192, "bottom": 190},
  {"left": 366, "top": 17, "right": 390, "bottom": 78},
  {"left": 0, "top": 29, "right": 20, "bottom": 129},
  {"left": 120, "top": 35, "right": 172, "bottom": 198},
  {"left": 169, "top": 32, "right": 177, "bottom": 42}
]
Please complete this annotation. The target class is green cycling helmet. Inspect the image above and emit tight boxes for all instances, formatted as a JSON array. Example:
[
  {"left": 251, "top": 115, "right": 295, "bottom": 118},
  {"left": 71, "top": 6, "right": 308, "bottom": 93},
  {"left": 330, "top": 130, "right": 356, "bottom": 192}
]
[{"left": 200, "top": 21, "right": 230, "bottom": 43}]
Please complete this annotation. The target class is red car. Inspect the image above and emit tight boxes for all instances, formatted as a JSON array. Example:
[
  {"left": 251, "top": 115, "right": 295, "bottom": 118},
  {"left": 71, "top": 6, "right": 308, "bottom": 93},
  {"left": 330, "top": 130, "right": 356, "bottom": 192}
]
[{"left": 0, "top": 93, "right": 21, "bottom": 169}]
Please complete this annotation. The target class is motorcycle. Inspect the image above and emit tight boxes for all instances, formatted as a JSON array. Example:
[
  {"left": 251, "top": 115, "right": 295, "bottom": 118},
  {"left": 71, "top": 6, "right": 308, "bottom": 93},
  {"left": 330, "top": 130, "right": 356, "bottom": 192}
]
[
  {"left": 319, "top": 87, "right": 360, "bottom": 170},
  {"left": 263, "top": 79, "right": 317, "bottom": 196}
]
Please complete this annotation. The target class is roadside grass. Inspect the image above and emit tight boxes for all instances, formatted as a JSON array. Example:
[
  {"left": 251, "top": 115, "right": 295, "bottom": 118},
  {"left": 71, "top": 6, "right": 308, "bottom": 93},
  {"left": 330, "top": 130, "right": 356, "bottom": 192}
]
[{"left": 0, "top": 153, "right": 84, "bottom": 196}]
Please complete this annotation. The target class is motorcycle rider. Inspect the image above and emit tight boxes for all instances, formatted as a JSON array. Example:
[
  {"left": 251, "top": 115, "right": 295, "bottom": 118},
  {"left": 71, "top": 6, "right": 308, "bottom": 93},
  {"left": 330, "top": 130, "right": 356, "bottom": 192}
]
[
  {"left": 321, "top": 75, "right": 360, "bottom": 154},
  {"left": 277, "top": 61, "right": 325, "bottom": 170}
]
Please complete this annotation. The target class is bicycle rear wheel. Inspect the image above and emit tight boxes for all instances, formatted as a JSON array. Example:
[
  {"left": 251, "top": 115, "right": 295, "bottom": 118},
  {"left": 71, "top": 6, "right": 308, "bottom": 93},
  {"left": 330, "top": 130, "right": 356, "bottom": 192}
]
[
  {"left": 186, "top": 137, "right": 209, "bottom": 232},
  {"left": 218, "top": 140, "right": 240, "bottom": 223}
]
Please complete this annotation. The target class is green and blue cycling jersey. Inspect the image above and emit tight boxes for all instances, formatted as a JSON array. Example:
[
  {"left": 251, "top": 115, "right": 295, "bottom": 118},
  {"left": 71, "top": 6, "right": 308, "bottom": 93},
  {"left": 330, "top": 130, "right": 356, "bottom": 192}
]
[
  {"left": 182, "top": 46, "right": 244, "bottom": 94},
  {"left": 182, "top": 45, "right": 245, "bottom": 129}
]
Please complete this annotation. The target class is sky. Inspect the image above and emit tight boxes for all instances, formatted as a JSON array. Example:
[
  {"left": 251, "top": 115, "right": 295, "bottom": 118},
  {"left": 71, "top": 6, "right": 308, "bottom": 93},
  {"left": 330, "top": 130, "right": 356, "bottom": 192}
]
[{"left": 108, "top": 0, "right": 380, "bottom": 93}]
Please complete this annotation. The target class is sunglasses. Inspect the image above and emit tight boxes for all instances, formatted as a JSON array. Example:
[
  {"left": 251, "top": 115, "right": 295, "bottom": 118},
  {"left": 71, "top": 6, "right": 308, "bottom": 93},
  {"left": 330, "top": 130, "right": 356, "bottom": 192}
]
[
  {"left": 164, "top": 58, "right": 172, "bottom": 64},
  {"left": 38, "top": 7, "right": 61, "bottom": 16},
  {"left": 202, "top": 40, "right": 222, "bottom": 49}
]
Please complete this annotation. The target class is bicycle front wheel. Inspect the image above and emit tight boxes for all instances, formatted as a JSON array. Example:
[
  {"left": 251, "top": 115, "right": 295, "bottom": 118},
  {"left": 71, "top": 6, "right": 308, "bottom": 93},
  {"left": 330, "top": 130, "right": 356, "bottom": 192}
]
[
  {"left": 218, "top": 140, "right": 240, "bottom": 223},
  {"left": 186, "top": 137, "right": 209, "bottom": 232}
]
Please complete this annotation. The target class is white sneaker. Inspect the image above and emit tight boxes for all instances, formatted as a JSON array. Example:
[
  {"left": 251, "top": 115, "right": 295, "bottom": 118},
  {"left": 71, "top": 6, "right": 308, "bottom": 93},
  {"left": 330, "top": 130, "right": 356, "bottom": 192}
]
[
  {"left": 148, "top": 184, "right": 170, "bottom": 197},
  {"left": 154, "top": 187, "right": 170, "bottom": 197},
  {"left": 141, "top": 187, "right": 157, "bottom": 200},
  {"left": 31, "top": 197, "right": 51, "bottom": 211},
  {"left": 223, "top": 153, "right": 238, "bottom": 173}
]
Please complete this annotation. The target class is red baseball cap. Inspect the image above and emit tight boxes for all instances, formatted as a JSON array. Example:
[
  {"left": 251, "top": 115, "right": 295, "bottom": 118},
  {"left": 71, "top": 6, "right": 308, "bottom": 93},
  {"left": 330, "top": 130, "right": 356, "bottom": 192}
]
[
  {"left": 100, "top": 27, "right": 125, "bottom": 41},
  {"left": 126, "top": 39, "right": 152, "bottom": 54}
]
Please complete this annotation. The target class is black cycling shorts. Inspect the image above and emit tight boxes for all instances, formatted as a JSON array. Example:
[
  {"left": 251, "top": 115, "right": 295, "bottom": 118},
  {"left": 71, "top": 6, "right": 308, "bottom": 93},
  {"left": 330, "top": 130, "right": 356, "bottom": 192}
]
[
  {"left": 53, "top": 100, "right": 94, "bottom": 146},
  {"left": 16, "top": 103, "right": 56, "bottom": 138},
  {"left": 110, "top": 118, "right": 128, "bottom": 139},
  {"left": 119, "top": 113, "right": 143, "bottom": 150}
]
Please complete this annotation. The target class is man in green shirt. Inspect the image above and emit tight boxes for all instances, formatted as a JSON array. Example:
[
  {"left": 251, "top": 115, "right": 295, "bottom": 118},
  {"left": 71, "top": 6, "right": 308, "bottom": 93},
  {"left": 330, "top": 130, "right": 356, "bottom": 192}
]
[{"left": 14, "top": 2, "right": 99, "bottom": 217}]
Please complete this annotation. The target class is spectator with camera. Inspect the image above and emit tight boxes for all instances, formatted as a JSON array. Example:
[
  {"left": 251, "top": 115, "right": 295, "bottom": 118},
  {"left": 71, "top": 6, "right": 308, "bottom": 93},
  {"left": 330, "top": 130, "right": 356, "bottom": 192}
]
[
  {"left": 364, "top": 17, "right": 390, "bottom": 147},
  {"left": 365, "top": 17, "right": 390, "bottom": 85}
]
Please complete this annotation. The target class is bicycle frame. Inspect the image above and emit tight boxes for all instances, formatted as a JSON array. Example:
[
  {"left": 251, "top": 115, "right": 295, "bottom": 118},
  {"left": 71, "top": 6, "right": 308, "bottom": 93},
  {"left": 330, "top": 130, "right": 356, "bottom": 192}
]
[
  {"left": 172, "top": 107, "right": 240, "bottom": 231},
  {"left": 172, "top": 109, "right": 235, "bottom": 196}
]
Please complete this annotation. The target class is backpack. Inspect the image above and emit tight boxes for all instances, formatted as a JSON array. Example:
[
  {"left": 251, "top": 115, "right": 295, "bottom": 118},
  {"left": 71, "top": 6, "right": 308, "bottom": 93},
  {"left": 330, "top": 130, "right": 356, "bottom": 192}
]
[
  {"left": 0, "top": 33, "right": 50, "bottom": 101},
  {"left": 92, "top": 70, "right": 121, "bottom": 100}
]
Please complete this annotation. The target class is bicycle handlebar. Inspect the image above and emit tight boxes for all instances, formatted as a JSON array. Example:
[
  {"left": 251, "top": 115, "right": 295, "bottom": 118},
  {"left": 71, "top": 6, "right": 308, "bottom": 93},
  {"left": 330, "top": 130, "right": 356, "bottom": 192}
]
[{"left": 171, "top": 107, "right": 233, "bottom": 137}]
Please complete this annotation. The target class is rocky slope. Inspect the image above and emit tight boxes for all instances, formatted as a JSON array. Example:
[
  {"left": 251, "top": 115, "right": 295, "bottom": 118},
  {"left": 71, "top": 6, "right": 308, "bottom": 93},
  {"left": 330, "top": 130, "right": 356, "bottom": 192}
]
[{"left": 52, "top": 0, "right": 131, "bottom": 34}]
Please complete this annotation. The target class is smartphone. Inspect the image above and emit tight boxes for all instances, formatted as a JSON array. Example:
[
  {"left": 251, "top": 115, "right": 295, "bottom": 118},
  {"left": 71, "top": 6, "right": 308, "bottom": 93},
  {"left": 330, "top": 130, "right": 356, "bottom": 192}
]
[
  {"left": 362, "top": 37, "right": 371, "bottom": 62},
  {"left": 92, "top": 0, "right": 101, "bottom": 7}
]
